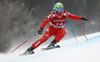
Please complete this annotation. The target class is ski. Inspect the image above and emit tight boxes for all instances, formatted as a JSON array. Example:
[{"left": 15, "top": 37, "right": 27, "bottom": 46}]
[
  {"left": 19, "top": 51, "right": 35, "bottom": 56},
  {"left": 41, "top": 45, "right": 60, "bottom": 51},
  {"left": 19, "top": 45, "right": 60, "bottom": 56},
  {"left": 19, "top": 52, "right": 34, "bottom": 56}
]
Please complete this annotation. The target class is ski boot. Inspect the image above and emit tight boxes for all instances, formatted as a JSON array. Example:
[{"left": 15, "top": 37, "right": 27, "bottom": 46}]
[
  {"left": 42, "top": 39, "right": 60, "bottom": 50},
  {"left": 24, "top": 46, "right": 34, "bottom": 55},
  {"left": 47, "top": 39, "right": 58, "bottom": 48}
]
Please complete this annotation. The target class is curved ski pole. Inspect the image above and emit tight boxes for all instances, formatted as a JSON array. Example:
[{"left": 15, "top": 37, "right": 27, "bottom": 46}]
[
  {"left": 83, "top": 21, "right": 88, "bottom": 41},
  {"left": 10, "top": 33, "right": 38, "bottom": 53}
]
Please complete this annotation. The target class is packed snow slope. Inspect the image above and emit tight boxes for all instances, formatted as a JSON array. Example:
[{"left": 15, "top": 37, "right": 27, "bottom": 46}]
[{"left": 1, "top": 32, "right": 100, "bottom": 62}]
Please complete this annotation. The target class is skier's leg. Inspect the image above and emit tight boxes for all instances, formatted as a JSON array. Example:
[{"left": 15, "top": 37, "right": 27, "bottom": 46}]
[
  {"left": 32, "top": 26, "right": 56, "bottom": 49},
  {"left": 24, "top": 31, "right": 52, "bottom": 54},
  {"left": 47, "top": 28, "right": 67, "bottom": 47},
  {"left": 32, "top": 31, "right": 52, "bottom": 49},
  {"left": 54, "top": 28, "right": 67, "bottom": 42}
]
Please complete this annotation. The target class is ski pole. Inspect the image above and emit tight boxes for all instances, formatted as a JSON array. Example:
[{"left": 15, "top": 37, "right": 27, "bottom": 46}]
[
  {"left": 66, "top": 20, "right": 78, "bottom": 43},
  {"left": 83, "top": 21, "right": 88, "bottom": 41},
  {"left": 10, "top": 33, "right": 38, "bottom": 53},
  {"left": 53, "top": 0, "right": 55, "bottom": 7}
]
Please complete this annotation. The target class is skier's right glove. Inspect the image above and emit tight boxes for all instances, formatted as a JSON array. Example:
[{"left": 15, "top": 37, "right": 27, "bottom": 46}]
[
  {"left": 81, "top": 16, "right": 88, "bottom": 21},
  {"left": 38, "top": 28, "right": 43, "bottom": 34}
]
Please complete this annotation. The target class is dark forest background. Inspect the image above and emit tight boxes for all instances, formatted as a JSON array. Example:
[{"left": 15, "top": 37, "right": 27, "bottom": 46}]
[{"left": 0, "top": 0, "right": 100, "bottom": 53}]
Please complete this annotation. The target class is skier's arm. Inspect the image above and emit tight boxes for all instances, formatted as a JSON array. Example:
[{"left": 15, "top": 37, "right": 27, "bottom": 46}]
[
  {"left": 67, "top": 12, "right": 82, "bottom": 21},
  {"left": 37, "top": 13, "right": 52, "bottom": 34},
  {"left": 40, "top": 14, "right": 52, "bottom": 29},
  {"left": 38, "top": 15, "right": 50, "bottom": 34},
  {"left": 67, "top": 12, "right": 88, "bottom": 21}
]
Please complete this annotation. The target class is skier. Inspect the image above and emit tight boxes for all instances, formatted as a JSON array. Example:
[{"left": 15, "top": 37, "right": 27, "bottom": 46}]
[{"left": 24, "top": 2, "right": 88, "bottom": 54}]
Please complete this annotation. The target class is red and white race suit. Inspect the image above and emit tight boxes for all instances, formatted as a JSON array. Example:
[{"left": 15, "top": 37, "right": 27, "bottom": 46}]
[{"left": 32, "top": 11, "right": 82, "bottom": 49}]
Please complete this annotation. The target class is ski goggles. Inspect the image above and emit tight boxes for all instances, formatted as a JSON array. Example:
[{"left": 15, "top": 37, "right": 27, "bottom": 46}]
[{"left": 57, "top": 8, "right": 63, "bottom": 11}]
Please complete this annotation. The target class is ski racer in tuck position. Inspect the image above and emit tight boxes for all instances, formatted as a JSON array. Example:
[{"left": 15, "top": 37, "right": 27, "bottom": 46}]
[{"left": 24, "top": 2, "right": 88, "bottom": 54}]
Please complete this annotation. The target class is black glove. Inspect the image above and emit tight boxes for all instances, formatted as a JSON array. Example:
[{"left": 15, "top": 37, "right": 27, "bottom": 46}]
[
  {"left": 38, "top": 28, "right": 43, "bottom": 34},
  {"left": 81, "top": 16, "right": 88, "bottom": 21}
]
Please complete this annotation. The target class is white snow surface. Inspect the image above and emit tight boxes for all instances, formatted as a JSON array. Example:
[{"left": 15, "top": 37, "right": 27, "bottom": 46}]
[{"left": 0, "top": 32, "right": 100, "bottom": 62}]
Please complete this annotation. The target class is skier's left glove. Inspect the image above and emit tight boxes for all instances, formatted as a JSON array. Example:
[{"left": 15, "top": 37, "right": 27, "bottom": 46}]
[
  {"left": 38, "top": 28, "right": 43, "bottom": 34},
  {"left": 81, "top": 16, "right": 88, "bottom": 21}
]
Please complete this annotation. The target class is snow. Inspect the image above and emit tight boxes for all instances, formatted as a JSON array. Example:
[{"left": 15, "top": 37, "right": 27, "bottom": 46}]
[{"left": 0, "top": 32, "right": 100, "bottom": 62}]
